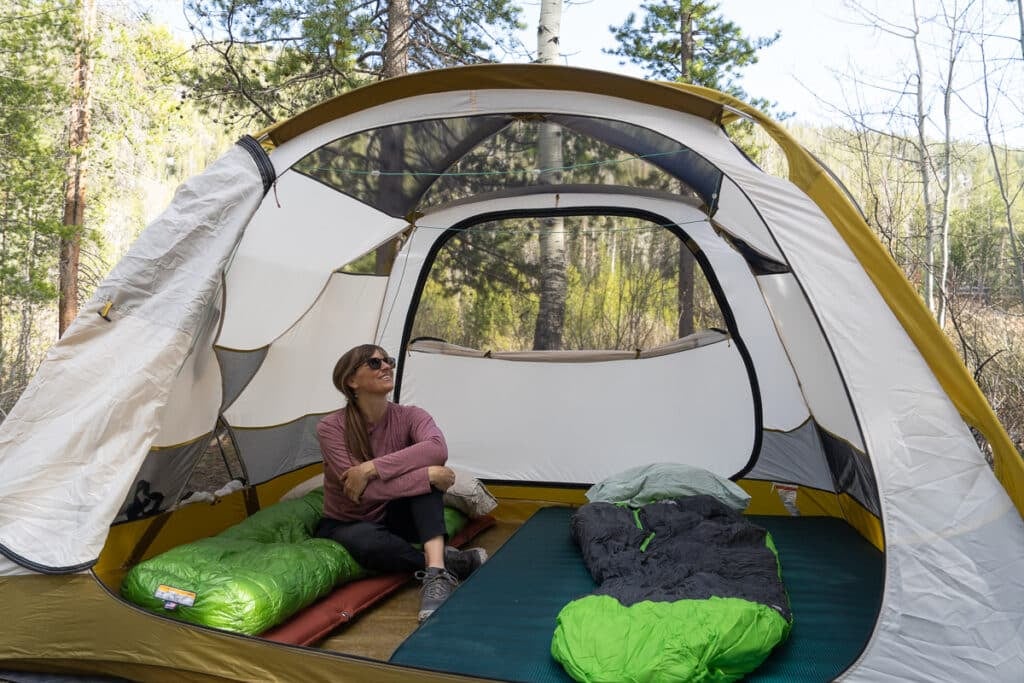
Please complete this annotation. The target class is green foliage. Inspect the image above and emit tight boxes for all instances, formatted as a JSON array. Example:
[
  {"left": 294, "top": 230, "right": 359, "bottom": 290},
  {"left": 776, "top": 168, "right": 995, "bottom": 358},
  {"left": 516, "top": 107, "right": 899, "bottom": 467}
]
[
  {"left": 606, "top": 0, "right": 779, "bottom": 114},
  {"left": 0, "top": 0, "right": 77, "bottom": 402},
  {"left": 183, "top": 0, "right": 524, "bottom": 131},
  {"left": 0, "top": 2, "right": 227, "bottom": 411},
  {"left": 789, "top": 124, "right": 1024, "bottom": 309},
  {"left": 411, "top": 215, "right": 725, "bottom": 352},
  {"left": 84, "top": 18, "right": 228, "bottom": 291}
]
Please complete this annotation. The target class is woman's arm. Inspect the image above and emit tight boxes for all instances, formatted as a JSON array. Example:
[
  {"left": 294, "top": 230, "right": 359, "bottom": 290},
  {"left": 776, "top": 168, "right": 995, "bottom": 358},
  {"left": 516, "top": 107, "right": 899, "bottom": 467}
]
[
  {"left": 370, "top": 406, "right": 448, "bottom": 481},
  {"left": 355, "top": 465, "right": 455, "bottom": 506},
  {"left": 317, "top": 413, "right": 363, "bottom": 512}
]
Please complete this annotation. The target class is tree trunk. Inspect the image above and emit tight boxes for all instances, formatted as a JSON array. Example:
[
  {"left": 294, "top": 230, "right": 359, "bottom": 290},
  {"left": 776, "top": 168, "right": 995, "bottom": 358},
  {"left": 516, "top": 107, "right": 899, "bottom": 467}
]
[
  {"left": 677, "top": 7, "right": 696, "bottom": 337},
  {"left": 936, "top": 7, "right": 959, "bottom": 328},
  {"left": 0, "top": 205, "right": 7, "bottom": 394},
  {"left": 911, "top": 3, "right": 937, "bottom": 315},
  {"left": 979, "top": 17, "right": 1024, "bottom": 305},
  {"left": 375, "top": 0, "right": 411, "bottom": 275},
  {"left": 680, "top": 4, "right": 694, "bottom": 79},
  {"left": 533, "top": 0, "right": 566, "bottom": 350},
  {"left": 382, "top": 0, "right": 410, "bottom": 79},
  {"left": 58, "top": 0, "right": 96, "bottom": 337},
  {"left": 1016, "top": 0, "right": 1024, "bottom": 62}
]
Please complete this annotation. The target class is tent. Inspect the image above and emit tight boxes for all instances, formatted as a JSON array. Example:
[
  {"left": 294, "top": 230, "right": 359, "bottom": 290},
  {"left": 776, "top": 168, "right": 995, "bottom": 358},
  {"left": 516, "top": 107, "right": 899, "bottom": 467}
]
[{"left": 1, "top": 64, "right": 1022, "bottom": 682}]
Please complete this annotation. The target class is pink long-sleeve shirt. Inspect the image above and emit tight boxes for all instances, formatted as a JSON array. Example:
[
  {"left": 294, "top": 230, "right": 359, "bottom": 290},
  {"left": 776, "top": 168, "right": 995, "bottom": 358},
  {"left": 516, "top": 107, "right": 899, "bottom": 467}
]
[{"left": 316, "top": 402, "right": 448, "bottom": 522}]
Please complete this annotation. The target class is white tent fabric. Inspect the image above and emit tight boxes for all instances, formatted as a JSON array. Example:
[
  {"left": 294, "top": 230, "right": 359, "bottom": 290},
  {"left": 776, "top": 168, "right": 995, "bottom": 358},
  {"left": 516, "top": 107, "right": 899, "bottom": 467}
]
[
  {"left": 403, "top": 342, "right": 753, "bottom": 482},
  {"left": 756, "top": 273, "right": 864, "bottom": 449},
  {"left": 218, "top": 170, "right": 406, "bottom": 351},
  {"left": 713, "top": 177, "right": 785, "bottom": 262},
  {"left": 152, "top": 298, "right": 222, "bottom": 448},
  {"left": 288, "top": 87, "right": 1024, "bottom": 678},
  {"left": 0, "top": 144, "right": 267, "bottom": 571},
  {"left": 381, "top": 191, "right": 810, "bottom": 447},
  {"left": 224, "top": 272, "right": 390, "bottom": 427},
  {"left": 711, "top": 156, "right": 1024, "bottom": 682}
]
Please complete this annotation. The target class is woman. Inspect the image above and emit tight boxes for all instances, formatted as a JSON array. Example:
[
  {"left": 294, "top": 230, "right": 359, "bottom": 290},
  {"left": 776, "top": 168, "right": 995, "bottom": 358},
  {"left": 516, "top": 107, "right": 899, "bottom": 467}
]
[{"left": 315, "top": 343, "right": 487, "bottom": 622}]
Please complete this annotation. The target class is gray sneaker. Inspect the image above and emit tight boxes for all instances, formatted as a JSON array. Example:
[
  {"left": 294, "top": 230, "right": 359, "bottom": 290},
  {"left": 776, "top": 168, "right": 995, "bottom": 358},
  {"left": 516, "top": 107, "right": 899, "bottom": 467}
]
[
  {"left": 416, "top": 567, "right": 459, "bottom": 622},
  {"left": 444, "top": 545, "right": 488, "bottom": 580}
]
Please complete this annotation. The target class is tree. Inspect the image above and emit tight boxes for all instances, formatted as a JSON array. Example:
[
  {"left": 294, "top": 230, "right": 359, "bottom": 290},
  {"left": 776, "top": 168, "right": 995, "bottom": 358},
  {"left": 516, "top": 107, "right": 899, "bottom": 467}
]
[
  {"left": 0, "top": 1, "right": 76, "bottom": 410},
  {"left": 183, "top": 0, "right": 524, "bottom": 132},
  {"left": 971, "top": 0, "right": 1024, "bottom": 304},
  {"left": 607, "top": 1, "right": 779, "bottom": 336},
  {"left": 606, "top": 1, "right": 779, "bottom": 112},
  {"left": 822, "top": 1, "right": 983, "bottom": 324},
  {"left": 533, "top": 0, "right": 567, "bottom": 350},
  {"left": 58, "top": 0, "right": 97, "bottom": 336},
  {"left": 0, "top": 3, "right": 224, "bottom": 414}
]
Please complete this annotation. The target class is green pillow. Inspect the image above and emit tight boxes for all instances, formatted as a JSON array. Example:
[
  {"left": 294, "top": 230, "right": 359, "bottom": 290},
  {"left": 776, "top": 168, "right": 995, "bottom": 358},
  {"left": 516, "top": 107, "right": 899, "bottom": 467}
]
[{"left": 586, "top": 462, "right": 751, "bottom": 510}]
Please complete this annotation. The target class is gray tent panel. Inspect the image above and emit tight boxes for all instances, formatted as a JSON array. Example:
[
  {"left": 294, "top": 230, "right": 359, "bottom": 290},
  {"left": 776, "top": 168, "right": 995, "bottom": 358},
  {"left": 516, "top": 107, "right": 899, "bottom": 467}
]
[
  {"left": 291, "top": 113, "right": 723, "bottom": 217},
  {"left": 115, "top": 438, "right": 209, "bottom": 523},
  {"left": 232, "top": 415, "right": 325, "bottom": 485},
  {"left": 747, "top": 420, "right": 834, "bottom": 492},
  {"left": 292, "top": 115, "right": 513, "bottom": 217},
  {"left": 549, "top": 114, "right": 723, "bottom": 209},
  {"left": 216, "top": 346, "right": 270, "bottom": 411},
  {"left": 820, "top": 429, "right": 881, "bottom": 517}
]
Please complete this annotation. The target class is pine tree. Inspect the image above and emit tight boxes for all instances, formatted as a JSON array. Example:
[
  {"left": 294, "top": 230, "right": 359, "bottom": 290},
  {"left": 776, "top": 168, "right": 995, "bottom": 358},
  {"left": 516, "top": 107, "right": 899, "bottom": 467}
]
[
  {"left": 183, "top": 0, "right": 524, "bottom": 131},
  {"left": 606, "top": 0, "right": 778, "bottom": 112}
]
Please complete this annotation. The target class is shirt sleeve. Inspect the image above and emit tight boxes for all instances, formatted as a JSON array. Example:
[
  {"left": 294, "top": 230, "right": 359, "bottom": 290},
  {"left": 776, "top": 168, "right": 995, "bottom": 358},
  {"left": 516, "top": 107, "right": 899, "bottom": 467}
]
[
  {"left": 371, "top": 406, "right": 448, "bottom": 481},
  {"left": 317, "top": 414, "right": 360, "bottom": 513},
  {"left": 318, "top": 415, "right": 359, "bottom": 468},
  {"left": 359, "top": 467, "right": 433, "bottom": 505}
]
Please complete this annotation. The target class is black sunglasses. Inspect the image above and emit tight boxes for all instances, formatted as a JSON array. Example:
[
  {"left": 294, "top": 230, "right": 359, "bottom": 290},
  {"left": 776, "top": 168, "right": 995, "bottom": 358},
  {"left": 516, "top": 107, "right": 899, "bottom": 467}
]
[{"left": 362, "top": 356, "right": 396, "bottom": 370}]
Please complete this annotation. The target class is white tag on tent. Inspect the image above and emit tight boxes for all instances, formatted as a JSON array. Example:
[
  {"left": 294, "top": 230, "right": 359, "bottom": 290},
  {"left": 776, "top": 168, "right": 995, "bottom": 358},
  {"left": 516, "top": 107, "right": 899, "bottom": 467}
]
[{"left": 772, "top": 483, "right": 800, "bottom": 516}]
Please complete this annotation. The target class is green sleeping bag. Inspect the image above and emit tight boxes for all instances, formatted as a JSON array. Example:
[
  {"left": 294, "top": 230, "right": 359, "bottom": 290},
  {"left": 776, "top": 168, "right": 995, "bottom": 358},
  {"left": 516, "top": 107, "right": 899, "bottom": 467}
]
[
  {"left": 551, "top": 496, "right": 791, "bottom": 682},
  {"left": 121, "top": 488, "right": 467, "bottom": 634}
]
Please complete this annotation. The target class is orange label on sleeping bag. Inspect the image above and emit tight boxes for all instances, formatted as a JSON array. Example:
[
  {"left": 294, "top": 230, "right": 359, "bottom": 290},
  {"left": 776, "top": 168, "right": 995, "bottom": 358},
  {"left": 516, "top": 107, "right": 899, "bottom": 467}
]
[{"left": 155, "top": 584, "right": 196, "bottom": 608}]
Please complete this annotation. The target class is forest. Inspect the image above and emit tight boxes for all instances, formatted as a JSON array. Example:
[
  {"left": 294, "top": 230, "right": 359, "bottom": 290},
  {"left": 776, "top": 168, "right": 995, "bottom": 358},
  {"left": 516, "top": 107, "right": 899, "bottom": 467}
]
[{"left": 2, "top": 0, "right": 1022, "bottom": 457}]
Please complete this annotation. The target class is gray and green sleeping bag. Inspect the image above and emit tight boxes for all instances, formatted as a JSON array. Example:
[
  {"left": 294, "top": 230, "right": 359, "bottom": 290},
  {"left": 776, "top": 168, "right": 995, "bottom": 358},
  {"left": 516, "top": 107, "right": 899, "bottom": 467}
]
[
  {"left": 121, "top": 488, "right": 467, "bottom": 634},
  {"left": 551, "top": 495, "right": 791, "bottom": 682}
]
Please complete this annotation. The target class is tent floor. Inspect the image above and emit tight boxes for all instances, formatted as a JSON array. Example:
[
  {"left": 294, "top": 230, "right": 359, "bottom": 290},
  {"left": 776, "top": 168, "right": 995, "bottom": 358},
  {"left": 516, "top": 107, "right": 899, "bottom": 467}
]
[
  {"left": 316, "top": 519, "right": 522, "bottom": 660},
  {"left": 373, "top": 506, "right": 885, "bottom": 682}
]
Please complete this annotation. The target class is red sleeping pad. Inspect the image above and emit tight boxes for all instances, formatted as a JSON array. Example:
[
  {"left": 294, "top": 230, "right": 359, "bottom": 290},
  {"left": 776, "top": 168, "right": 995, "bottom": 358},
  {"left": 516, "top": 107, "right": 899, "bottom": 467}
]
[{"left": 261, "top": 514, "right": 497, "bottom": 646}]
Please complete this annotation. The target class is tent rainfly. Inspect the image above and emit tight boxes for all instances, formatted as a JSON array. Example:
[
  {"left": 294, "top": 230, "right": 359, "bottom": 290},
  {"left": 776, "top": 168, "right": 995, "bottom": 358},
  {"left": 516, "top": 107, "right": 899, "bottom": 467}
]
[{"left": 0, "top": 65, "right": 1022, "bottom": 682}]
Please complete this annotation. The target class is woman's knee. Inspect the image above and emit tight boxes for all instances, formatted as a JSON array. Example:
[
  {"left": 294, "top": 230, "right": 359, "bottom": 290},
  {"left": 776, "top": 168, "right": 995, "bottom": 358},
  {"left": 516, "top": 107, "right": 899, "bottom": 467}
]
[{"left": 326, "top": 522, "right": 382, "bottom": 558}]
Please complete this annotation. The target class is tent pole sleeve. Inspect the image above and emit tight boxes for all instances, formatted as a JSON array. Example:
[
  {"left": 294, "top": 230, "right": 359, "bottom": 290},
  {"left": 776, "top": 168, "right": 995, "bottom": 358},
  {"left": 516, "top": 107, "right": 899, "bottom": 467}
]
[{"left": 237, "top": 135, "right": 276, "bottom": 195}]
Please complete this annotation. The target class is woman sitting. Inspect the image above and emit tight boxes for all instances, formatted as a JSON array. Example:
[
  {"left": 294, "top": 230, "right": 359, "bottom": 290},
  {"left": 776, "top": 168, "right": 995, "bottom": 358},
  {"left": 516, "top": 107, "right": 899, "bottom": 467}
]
[{"left": 315, "top": 344, "right": 487, "bottom": 621}]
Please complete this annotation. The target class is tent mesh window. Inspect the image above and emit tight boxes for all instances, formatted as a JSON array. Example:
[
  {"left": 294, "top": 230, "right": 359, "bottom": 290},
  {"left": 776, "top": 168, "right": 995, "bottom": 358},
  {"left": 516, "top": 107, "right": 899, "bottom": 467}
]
[
  {"left": 410, "top": 214, "right": 726, "bottom": 354},
  {"left": 291, "top": 114, "right": 722, "bottom": 217},
  {"left": 179, "top": 425, "right": 246, "bottom": 501},
  {"left": 118, "top": 424, "right": 246, "bottom": 523}
]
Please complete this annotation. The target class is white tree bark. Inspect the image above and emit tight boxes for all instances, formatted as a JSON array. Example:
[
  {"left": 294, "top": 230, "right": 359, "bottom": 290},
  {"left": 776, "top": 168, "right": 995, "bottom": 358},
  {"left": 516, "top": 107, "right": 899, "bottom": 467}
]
[
  {"left": 934, "top": 1, "right": 973, "bottom": 327},
  {"left": 533, "top": 0, "right": 566, "bottom": 350},
  {"left": 911, "top": 0, "right": 938, "bottom": 315}
]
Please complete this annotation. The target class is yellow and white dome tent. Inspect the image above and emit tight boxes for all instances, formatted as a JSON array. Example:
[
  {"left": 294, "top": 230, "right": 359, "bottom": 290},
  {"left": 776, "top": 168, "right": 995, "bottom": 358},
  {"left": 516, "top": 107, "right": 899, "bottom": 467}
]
[{"left": 0, "top": 65, "right": 1022, "bottom": 682}]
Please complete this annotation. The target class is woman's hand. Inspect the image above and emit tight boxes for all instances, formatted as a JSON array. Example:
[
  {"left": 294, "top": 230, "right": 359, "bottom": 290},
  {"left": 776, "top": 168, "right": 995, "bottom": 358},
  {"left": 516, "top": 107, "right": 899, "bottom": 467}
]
[
  {"left": 428, "top": 465, "right": 456, "bottom": 492},
  {"left": 341, "top": 461, "right": 377, "bottom": 503}
]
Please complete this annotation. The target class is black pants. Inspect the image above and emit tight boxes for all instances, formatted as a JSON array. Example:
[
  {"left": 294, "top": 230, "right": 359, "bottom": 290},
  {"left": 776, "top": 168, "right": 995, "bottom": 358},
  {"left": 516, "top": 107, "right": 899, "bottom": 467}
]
[{"left": 315, "top": 489, "right": 447, "bottom": 574}]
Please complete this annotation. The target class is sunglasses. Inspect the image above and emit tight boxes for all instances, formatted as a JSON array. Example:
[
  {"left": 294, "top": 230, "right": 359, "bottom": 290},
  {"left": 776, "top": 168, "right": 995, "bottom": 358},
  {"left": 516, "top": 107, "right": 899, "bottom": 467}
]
[{"left": 362, "top": 356, "right": 397, "bottom": 370}]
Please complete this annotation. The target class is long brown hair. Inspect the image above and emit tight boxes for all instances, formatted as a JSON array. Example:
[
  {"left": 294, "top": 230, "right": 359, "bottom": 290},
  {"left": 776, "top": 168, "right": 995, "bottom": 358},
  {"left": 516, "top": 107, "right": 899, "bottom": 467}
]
[{"left": 331, "top": 344, "right": 388, "bottom": 463}]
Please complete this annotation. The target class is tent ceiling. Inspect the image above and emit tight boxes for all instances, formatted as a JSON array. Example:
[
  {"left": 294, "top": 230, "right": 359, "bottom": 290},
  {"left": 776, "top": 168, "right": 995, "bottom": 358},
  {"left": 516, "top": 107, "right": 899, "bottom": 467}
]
[{"left": 291, "top": 113, "right": 723, "bottom": 219}]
